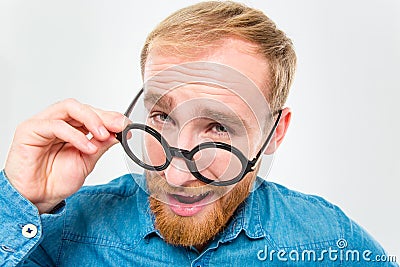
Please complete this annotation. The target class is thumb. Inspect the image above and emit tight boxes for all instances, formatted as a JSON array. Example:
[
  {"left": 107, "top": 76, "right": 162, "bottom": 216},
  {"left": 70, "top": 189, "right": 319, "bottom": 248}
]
[{"left": 83, "top": 135, "right": 120, "bottom": 173}]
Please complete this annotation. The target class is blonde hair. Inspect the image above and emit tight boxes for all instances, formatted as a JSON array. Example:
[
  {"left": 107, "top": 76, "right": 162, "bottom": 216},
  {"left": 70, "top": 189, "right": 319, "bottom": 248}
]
[{"left": 140, "top": 1, "right": 297, "bottom": 112}]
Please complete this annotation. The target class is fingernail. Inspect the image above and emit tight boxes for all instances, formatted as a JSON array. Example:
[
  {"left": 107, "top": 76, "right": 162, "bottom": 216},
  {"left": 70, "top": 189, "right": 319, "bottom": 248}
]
[
  {"left": 115, "top": 116, "right": 128, "bottom": 129},
  {"left": 98, "top": 126, "right": 109, "bottom": 137}
]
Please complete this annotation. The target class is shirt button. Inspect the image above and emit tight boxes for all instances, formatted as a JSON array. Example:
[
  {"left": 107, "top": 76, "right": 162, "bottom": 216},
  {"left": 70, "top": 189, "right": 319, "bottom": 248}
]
[{"left": 22, "top": 224, "right": 38, "bottom": 239}]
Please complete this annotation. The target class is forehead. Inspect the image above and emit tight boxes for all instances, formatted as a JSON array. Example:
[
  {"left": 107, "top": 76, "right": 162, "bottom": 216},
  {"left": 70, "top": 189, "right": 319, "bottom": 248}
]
[
  {"left": 143, "top": 38, "right": 272, "bottom": 129},
  {"left": 144, "top": 37, "right": 270, "bottom": 91},
  {"left": 143, "top": 64, "right": 271, "bottom": 133}
]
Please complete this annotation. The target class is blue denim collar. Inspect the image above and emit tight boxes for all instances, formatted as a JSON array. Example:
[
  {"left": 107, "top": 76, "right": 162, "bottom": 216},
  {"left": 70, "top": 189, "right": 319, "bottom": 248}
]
[
  {"left": 219, "top": 183, "right": 267, "bottom": 243},
  {"left": 135, "top": 186, "right": 160, "bottom": 240}
]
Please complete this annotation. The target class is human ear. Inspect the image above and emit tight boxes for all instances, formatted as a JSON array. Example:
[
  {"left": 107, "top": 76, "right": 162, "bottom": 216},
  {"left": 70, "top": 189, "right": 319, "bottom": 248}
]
[{"left": 264, "top": 107, "right": 291, "bottom": 155}]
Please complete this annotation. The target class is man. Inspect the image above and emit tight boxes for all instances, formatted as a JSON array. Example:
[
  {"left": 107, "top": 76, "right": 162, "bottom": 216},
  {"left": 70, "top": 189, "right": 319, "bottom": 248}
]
[{"left": 1, "top": 1, "right": 397, "bottom": 266}]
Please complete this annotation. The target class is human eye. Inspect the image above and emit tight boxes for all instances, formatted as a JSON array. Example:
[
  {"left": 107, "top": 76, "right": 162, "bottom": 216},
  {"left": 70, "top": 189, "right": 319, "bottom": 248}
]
[
  {"left": 149, "top": 112, "right": 175, "bottom": 126},
  {"left": 210, "top": 123, "right": 232, "bottom": 138}
]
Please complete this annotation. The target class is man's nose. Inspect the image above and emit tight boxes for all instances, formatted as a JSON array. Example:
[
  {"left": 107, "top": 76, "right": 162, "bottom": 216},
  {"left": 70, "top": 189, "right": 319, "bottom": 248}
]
[
  {"left": 164, "top": 157, "right": 197, "bottom": 187},
  {"left": 163, "top": 126, "right": 199, "bottom": 187}
]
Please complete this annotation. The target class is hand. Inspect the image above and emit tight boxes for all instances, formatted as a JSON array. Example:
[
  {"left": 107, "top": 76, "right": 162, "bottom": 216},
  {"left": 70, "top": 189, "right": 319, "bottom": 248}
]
[{"left": 4, "top": 98, "right": 128, "bottom": 214}]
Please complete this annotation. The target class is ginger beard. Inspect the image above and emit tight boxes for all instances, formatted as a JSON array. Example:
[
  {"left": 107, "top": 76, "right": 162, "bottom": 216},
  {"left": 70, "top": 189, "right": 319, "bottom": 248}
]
[{"left": 146, "top": 169, "right": 258, "bottom": 247}]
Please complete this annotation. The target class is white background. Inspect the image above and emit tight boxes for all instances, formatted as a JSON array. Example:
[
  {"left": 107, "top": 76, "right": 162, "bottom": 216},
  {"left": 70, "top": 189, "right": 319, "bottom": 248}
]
[{"left": 0, "top": 0, "right": 399, "bottom": 261}]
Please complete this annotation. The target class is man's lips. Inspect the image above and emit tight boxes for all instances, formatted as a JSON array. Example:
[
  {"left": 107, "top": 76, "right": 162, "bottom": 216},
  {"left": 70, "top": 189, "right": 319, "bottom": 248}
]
[
  {"left": 166, "top": 191, "right": 213, "bottom": 216},
  {"left": 171, "top": 192, "right": 210, "bottom": 204}
]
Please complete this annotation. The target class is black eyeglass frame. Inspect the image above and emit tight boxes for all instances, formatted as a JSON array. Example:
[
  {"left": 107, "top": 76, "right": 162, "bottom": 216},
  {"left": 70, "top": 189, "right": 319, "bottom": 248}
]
[{"left": 116, "top": 88, "right": 282, "bottom": 186}]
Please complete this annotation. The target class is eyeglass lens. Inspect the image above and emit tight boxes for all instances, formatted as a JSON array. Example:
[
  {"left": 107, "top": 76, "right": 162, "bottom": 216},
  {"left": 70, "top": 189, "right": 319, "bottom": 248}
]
[{"left": 125, "top": 127, "right": 244, "bottom": 183}]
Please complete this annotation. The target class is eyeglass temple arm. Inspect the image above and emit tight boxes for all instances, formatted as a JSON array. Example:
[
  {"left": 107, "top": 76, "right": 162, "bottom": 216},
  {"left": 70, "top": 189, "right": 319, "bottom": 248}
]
[
  {"left": 115, "top": 88, "right": 144, "bottom": 141},
  {"left": 124, "top": 88, "right": 144, "bottom": 116},
  {"left": 249, "top": 109, "right": 283, "bottom": 166}
]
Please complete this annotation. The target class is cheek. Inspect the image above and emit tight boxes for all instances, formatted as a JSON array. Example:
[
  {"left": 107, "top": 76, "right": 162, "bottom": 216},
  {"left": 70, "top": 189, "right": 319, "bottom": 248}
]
[
  {"left": 193, "top": 148, "right": 244, "bottom": 182},
  {"left": 144, "top": 135, "right": 166, "bottom": 166}
]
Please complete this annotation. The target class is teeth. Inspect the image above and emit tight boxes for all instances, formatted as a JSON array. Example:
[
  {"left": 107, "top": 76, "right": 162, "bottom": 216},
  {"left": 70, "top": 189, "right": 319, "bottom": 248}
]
[
  {"left": 172, "top": 192, "right": 210, "bottom": 204},
  {"left": 183, "top": 193, "right": 207, "bottom": 198}
]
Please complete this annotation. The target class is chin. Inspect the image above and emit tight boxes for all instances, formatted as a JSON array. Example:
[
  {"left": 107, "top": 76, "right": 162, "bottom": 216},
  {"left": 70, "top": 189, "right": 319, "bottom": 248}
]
[{"left": 149, "top": 195, "right": 227, "bottom": 247}]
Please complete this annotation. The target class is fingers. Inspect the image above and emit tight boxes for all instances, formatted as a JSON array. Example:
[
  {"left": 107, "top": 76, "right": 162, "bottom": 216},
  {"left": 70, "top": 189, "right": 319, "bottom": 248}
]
[
  {"left": 5, "top": 98, "right": 128, "bottom": 213},
  {"left": 33, "top": 98, "right": 128, "bottom": 142},
  {"left": 18, "top": 119, "right": 99, "bottom": 154},
  {"left": 91, "top": 107, "right": 131, "bottom": 133},
  {"left": 15, "top": 98, "right": 130, "bottom": 155}
]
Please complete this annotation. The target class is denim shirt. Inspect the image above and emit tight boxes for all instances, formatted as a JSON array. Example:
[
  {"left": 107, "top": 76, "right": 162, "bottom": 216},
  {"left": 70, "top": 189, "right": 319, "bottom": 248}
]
[{"left": 0, "top": 170, "right": 397, "bottom": 266}]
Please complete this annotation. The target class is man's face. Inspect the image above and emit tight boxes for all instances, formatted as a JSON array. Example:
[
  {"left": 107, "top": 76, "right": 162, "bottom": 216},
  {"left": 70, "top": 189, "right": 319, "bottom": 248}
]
[{"left": 142, "top": 37, "right": 272, "bottom": 247}]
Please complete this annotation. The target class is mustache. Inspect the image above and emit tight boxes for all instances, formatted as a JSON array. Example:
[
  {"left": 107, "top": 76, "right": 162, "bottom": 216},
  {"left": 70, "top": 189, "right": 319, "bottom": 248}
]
[{"left": 146, "top": 171, "right": 231, "bottom": 197}]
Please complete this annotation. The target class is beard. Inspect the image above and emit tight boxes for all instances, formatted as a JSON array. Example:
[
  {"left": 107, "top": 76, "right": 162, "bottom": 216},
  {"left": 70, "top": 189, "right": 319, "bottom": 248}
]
[{"left": 147, "top": 170, "right": 256, "bottom": 247}]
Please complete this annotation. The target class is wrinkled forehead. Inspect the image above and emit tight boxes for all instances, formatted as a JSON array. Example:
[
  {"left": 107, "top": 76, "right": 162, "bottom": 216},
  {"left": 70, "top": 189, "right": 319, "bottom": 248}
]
[{"left": 143, "top": 62, "right": 272, "bottom": 129}]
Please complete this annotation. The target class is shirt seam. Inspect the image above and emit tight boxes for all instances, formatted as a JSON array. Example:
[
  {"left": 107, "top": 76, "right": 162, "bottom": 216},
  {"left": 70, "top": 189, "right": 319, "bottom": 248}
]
[{"left": 61, "top": 232, "right": 141, "bottom": 252}]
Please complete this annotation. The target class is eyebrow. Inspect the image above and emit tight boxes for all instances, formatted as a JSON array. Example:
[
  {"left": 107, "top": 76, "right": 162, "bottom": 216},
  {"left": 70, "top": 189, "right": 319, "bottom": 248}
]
[
  {"left": 144, "top": 92, "right": 250, "bottom": 132},
  {"left": 198, "top": 108, "right": 249, "bottom": 133},
  {"left": 144, "top": 92, "right": 176, "bottom": 111}
]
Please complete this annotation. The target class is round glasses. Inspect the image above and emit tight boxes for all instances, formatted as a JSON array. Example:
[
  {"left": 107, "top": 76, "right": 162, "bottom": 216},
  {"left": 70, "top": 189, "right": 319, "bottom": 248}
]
[{"left": 116, "top": 88, "right": 282, "bottom": 186}]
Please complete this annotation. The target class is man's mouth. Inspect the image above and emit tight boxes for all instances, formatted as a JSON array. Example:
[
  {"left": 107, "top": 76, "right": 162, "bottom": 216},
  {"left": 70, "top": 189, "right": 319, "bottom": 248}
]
[
  {"left": 166, "top": 191, "right": 213, "bottom": 217},
  {"left": 171, "top": 192, "right": 210, "bottom": 204}
]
